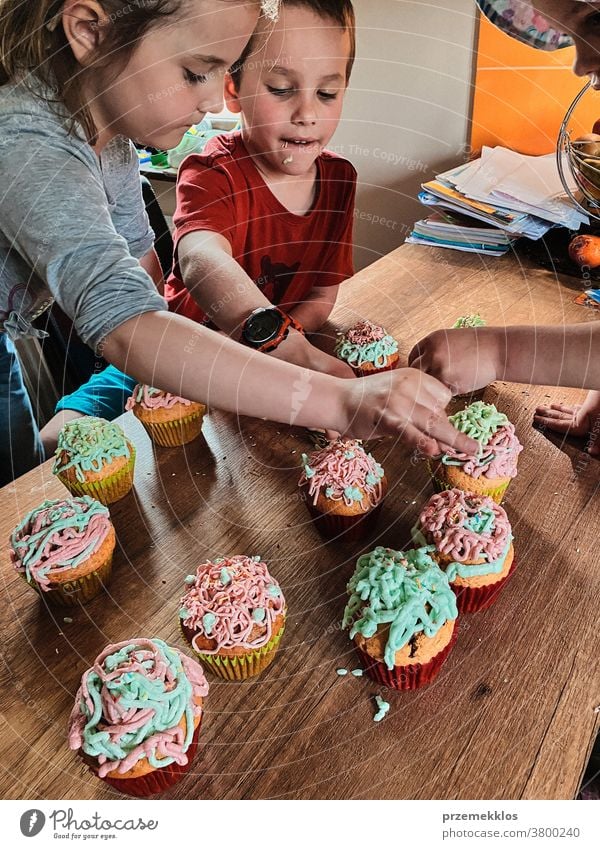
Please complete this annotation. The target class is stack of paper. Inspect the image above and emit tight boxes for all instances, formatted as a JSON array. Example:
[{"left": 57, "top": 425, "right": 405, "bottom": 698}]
[
  {"left": 407, "top": 146, "right": 588, "bottom": 255},
  {"left": 407, "top": 211, "right": 515, "bottom": 255}
]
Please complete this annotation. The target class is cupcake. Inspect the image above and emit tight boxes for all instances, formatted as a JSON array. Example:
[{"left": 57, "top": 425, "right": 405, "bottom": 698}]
[
  {"left": 10, "top": 496, "right": 115, "bottom": 606},
  {"left": 413, "top": 489, "right": 516, "bottom": 613},
  {"left": 428, "top": 401, "right": 522, "bottom": 504},
  {"left": 68, "top": 637, "right": 208, "bottom": 797},
  {"left": 342, "top": 546, "right": 458, "bottom": 690},
  {"left": 125, "top": 384, "right": 205, "bottom": 447},
  {"left": 179, "top": 555, "right": 286, "bottom": 680},
  {"left": 299, "top": 439, "right": 387, "bottom": 541},
  {"left": 335, "top": 320, "right": 399, "bottom": 376},
  {"left": 451, "top": 314, "right": 487, "bottom": 402},
  {"left": 53, "top": 416, "right": 135, "bottom": 505}
]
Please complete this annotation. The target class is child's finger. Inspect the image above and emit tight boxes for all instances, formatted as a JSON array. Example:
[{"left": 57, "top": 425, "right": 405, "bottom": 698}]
[
  {"left": 534, "top": 407, "right": 572, "bottom": 421},
  {"left": 536, "top": 402, "right": 578, "bottom": 416},
  {"left": 533, "top": 414, "right": 574, "bottom": 433}
]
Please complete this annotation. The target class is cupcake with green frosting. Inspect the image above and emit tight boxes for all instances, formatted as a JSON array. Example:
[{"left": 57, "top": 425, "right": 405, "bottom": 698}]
[
  {"left": 342, "top": 546, "right": 459, "bottom": 690},
  {"left": 68, "top": 637, "right": 208, "bottom": 797},
  {"left": 428, "top": 401, "right": 522, "bottom": 504},
  {"left": 53, "top": 416, "right": 135, "bottom": 505},
  {"left": 10, "top": 496, "right": 116, "bottom": 606},
  {"left": 335, "top": 320, "right": 399, "bottom": 377},
  {"left": 413, "top": 489, "right": 516, "bottom": 613}
]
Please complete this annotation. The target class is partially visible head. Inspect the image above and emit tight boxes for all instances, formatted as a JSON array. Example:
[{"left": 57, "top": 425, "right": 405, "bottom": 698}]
[
  {"left": 532, "top": 1, "right": 600, "bottom": 85},
  {"left": 225, "top": 0, "right": 355, "bottom": 177},
  {"left": 0, "top": 0, "right": 278, "bottom": 147}
]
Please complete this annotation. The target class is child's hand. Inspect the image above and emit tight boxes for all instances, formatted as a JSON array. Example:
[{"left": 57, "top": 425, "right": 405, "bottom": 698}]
[
  {"left": 339, "top": 368, "right": 480, "bottom": 456},
  {"left": 534, "top": 402, "right": 600, "bottom": 457},
  {"left": 273, "top": 329, "right": 354, "bottom": 379},
  {"left": 408, "top": 328, "right": 501, "bottom": 395}
]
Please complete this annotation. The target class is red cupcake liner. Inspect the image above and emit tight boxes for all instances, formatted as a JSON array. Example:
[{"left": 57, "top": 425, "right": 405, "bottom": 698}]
[
  {"left": 353, "top": 359, "right": 399, "bottom": 378},
  {"left": 354, "top": 623, "right": 458, "bottom": 691},
  {"left": 452, "top": 555, "right": 517, "bottom": 613},
  {"left": 95, "top": 716, "right": 202, "bottom": 798},
  {"left": 304, "top": 497, "right": 384, "bottom": 542}
]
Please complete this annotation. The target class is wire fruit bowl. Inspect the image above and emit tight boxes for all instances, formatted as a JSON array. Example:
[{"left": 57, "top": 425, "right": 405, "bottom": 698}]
[{"left": 557, "top": 81, "right": 600, "bottom": 221}]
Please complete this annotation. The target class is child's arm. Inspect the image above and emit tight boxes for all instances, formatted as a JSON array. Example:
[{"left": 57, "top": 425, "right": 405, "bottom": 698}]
[
  {"left": 408, "top": 323, "right": 600, "bottom": 394},
  {"left": 534, "top": 390, "right": 600, "bottom": 456},
  {"left": 178, "top": 231, "right": 353, "bottom": 378},
  {"left": 102, "top": 309, "right": 479, "bottom": 456},
  {"left": 285, "top": 285, "right": 339, "bottom": 334},
  {"left": 140, "top": 247, "right": 165, "bottom": 295}
]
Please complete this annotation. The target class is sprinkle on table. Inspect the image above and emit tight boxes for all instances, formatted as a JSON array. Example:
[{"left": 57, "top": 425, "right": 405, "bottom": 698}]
[
  {"left": 373, "top": 694, "right": 390, "bottom": 722},
  {"left": 351, "top": 668, "right": 363, "bottom": 677},
  {"left": 336, "top": 668, "right": 348, "bottom": 676}
]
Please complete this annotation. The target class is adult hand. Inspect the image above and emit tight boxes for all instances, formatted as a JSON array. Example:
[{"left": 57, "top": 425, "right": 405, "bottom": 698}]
[{"left": 408, "top": 328, "right": 501, "bottom": 395}]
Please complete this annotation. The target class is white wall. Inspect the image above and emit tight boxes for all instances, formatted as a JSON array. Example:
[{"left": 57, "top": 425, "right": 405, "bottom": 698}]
[{"left": 332, "top": 0, "right": 478, "bottom": 269}]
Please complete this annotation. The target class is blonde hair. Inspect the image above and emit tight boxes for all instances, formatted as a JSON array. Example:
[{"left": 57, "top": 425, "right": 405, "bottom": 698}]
[{"left": 0, "top": 0, "right": 280, "bottom": 142}]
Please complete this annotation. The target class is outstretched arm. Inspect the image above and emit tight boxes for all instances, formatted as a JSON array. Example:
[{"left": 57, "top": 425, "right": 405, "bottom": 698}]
[
  {"left": 409, "top": 323, "right": 600, "bottom": 394},
  {"left": 102, "top": 309, "right": 479, "bottom": 456}
]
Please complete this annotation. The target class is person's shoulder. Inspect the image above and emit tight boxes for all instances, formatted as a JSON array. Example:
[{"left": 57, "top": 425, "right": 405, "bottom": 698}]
[
  {"left": 319, "top": 149, "right": 358, "bottom": 181},
  {"left": 179, "top": 131, "right": 244, "bottom": 177}
]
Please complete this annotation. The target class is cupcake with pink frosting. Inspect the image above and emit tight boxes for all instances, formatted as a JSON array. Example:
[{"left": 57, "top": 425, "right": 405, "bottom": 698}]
[
  {"left": 428, "top": 401, "right": 522, "bottom": 504},
  {"left": 335, "top": 320, "right": 399, "bottom": 377},
  {"left": 413, "top": 489, "right": 516, "bottom": 613},
  {"left": 68, "top": 637, "right": 208, "bottom": 797},
  {"left": 126, "top": 384, "right": 205, "bottom": 447},
  {"left": 10, "top": 496, "right": 115, "bottom": 606},
  {"left": 299, "top": 439, "right": 387, "bottom": 541},
  {"left": 179, "top": 555, "right": 286, "bottom": 681}
]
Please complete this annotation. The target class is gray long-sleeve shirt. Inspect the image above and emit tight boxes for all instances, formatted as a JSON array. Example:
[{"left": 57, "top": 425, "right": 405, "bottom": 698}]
[{"left": 0, "top": 79, "right": 166, "bottom": 353}]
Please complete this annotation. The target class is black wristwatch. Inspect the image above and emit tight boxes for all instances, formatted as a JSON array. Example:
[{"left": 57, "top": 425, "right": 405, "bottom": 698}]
[{"left": 241, "top": 307, "right": 304, "bottom": 353}]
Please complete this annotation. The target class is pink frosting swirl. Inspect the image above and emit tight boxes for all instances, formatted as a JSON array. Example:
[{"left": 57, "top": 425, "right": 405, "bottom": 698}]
[
  {"left": 418, "top": 489, "right": 511, "bottom": 563},
  {"left": 344, "top": 320, "right": 386, "bottom": 345},
  {"left": 67, "top": 638, "right": 208, "bottom": 778},
  {"left": 299, "top": 439, "right": 385, "bottom": 509},
  {"left": 443, "top": 423, "right": 522, "bottom": 479},
  {"left": 10, "top": 497, "right": 112, "bottom": 591},
  {"left": 180, "top": 555, "right": 285, "bottom": 653},
  {"left": 126, "top": 384, "right": 194, "bottom": 411}
]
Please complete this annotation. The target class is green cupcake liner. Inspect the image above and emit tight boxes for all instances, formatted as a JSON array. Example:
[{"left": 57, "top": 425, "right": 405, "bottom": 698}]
[
  {"left": 22, "top": 555, "right": 113, "bottom": 607},
  {"left": 185, "top": 625, "right": 285, "bottom": 681},
  {"left": 56, "top": 445, "right": 136, "bottom": 506}
]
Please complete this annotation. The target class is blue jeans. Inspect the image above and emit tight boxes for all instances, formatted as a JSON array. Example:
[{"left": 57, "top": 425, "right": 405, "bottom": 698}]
[
  {"left": 0, "top": 333, "right": 45, "bottom": 485},
  {"left": 55, "top": 364, "right": 137, "bottom": 420}
]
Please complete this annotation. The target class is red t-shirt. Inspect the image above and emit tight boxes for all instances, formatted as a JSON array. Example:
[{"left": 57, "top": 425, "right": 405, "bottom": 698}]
[{"left": 165, "top": 132, "right": 356, "bottom": 324}]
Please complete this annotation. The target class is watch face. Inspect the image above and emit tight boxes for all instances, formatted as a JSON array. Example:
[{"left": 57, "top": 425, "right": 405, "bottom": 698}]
[{"left": 245, "top": 309, "right": 283, "bottom": 345}]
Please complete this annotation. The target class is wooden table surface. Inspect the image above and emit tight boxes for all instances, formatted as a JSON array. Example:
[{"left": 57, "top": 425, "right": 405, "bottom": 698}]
[{"left": 1, "top": 244, "right": 599, "bottom": 801}]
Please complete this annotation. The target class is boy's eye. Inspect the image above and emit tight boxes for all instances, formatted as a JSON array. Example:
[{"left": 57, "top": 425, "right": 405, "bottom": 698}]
[
  {"left": 184, "top": 68, "right": 208, "bottom": 85},
  {"left": 266, "top": 85, "right": 293, "bottom": 97},
  {"left": 318, "top": 90, "right": 338, "bottom": 101}
]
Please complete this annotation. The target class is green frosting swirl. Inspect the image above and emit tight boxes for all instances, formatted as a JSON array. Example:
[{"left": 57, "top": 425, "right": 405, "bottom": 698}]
[
  {"left": 452, "top": 314, "right": 486, "bottom": 329},
  {"left": 448, "top": 401, "right": 507, "bottom": 445},
  {"left": 53, "top": 416, "right": 131, "bottom": 483},
  {"left": 342, "top": 546, "right": 458, "bottom": 670}
]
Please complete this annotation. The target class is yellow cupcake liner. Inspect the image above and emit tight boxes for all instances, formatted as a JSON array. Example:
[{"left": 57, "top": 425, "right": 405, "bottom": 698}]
[
  {"left": 22, "top": 555, "right": 113, "bottom": 607},
  {"left": 56, "top": 446, "right": 136, "bottom": 506},
  {"left": 427, "top": 461, "right": 510, "bottom": 505},
  {"left": 185, "top": 625, "right": 285, "bottom": 681},
  {"left": 140, "top": 410, "right": 204, "bottom": 448}
]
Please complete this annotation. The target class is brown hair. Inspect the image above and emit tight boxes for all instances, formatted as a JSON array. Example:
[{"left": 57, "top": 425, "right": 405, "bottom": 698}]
[
  {"left": 230, "top": 0, "right": 355, "bottom": 89},
  {"left": 0, "top": 0, "right": 280, "bottom": 143}
]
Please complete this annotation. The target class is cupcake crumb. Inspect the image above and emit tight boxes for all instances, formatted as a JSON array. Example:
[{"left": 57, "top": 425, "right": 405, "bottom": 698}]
[
  {"left": 63, "top": 617, "right": 73, "bottom": 624},
  {"left": 373, "top": 694, "right": 390, "bottom": 722},
  {"left": 336, "top": 668, "right": 348, "bottom": 676}
]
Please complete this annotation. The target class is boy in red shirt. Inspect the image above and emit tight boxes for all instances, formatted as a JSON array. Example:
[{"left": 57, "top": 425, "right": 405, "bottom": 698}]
[
  {"left": 42, "top": 0, "right": 358, "bottom": 448},
  {"left": 167, "top": 0, "right": 357, "bottom": 344}
]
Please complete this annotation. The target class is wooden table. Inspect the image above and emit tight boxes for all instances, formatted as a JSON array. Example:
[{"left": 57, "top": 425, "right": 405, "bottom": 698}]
[{"left": 1, "top": 244, "right": 599, "bottom": 800}]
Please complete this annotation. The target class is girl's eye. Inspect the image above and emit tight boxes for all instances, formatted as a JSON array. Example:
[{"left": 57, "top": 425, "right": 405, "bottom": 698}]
[
  {"left": 266, "top": 85, "right": 293, "bottom": 97},
  {"left": 184, "top": 69, "right": 208, "bottom": 85},
  {"left": 318, "top": 90, "right": 338, "bottom": 101}
]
